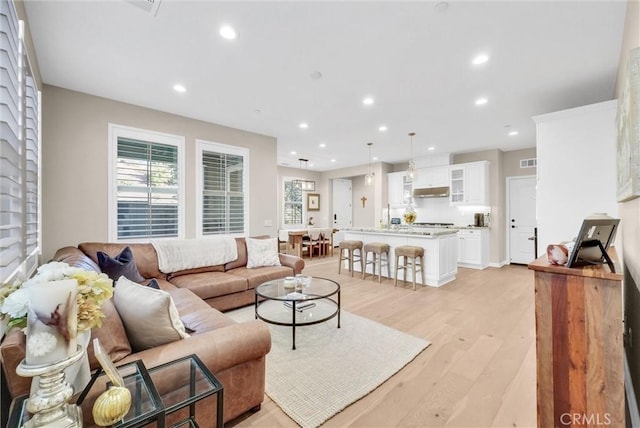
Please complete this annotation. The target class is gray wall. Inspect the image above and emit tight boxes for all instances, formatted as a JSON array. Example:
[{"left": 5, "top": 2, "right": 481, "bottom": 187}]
[{"left": 42, "top": 85, "right": 279, "bottom": 259}]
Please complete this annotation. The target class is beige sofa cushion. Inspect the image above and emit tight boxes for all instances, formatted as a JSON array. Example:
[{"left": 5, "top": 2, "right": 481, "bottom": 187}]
[
  {"left": 169, "top": 271, "right": 248, "bottom": 300},
  {"left": 227, "top": 265, "right": 295, "bottom": 289},
  {"left": 113, "top": 277, "right": 189, "bottom": 351}
]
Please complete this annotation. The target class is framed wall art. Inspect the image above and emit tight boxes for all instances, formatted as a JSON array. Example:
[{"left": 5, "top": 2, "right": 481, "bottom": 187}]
[
  {"left": 307, "top": 193, "right": 320, "bottom": 211},
  {"left": 617, "top": 47, "right": 640, "bottom": 202}
]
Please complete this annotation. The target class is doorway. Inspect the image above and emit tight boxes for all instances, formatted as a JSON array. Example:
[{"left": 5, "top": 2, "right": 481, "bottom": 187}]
[
  {"left": 507, "top": 175, "right": 537, "bottom": 264},
  {"left": 332, "top": 179, "right": 352, "bottom": 244}
]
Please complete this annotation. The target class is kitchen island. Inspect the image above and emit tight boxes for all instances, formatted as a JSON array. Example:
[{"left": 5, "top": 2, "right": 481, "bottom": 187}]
[{"left": 343, "top": 227, "right": 458, "bottom": 287}]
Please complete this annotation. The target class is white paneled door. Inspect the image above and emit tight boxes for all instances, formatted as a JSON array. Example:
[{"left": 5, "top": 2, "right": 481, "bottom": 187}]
[
  {"left": 508, "top": 176, "right": 537, "bottom": 264},
  {"left": 332, "top": 179, "right": 352, "bottom": 231}
]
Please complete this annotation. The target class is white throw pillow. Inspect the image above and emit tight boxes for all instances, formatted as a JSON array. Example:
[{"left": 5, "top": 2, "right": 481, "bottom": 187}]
[
  {"left": 246, "top": 237, "right": 281, "bottom": 268},
  {"left": 113, "top": 276, "right": 189, "bottom": 352}
]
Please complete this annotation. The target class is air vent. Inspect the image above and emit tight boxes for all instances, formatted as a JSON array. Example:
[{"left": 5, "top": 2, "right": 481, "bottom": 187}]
[
  {"left": 520, "top": 158, "right": 537, "bottom": 168},
  {"left": 126, "top": 0, "right": 162, "bottom": 16}
]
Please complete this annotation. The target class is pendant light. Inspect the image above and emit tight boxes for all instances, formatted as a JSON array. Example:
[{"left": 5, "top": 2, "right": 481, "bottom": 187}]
[
  {"left": 406, "top": 132, "right": 417, "bottom": 182},
  {"left": 365, "top": 142, "right": 375, "bottom": 186}
]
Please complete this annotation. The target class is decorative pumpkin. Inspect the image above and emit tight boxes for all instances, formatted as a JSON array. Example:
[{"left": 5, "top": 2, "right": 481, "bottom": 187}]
[{"left": 92, "top": 386, "right": 132, "bottom": 426}]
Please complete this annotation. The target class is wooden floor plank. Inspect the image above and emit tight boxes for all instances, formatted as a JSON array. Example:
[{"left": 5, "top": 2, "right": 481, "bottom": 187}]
[{"left": 229, "top": 255, "right": 537, "bottom": 428}]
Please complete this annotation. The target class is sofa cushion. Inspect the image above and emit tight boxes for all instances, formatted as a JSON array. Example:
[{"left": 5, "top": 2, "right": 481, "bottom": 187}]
[
  {"left": 97, "top": 246, "right": 145, "bottom": 283},
  {"left": 246, "top": 237, "right": 281, "bottom": 268},
  {"left": 227, "top": 265, "right": 295, "bottom": 289},
  {"left": 79, "top": 242, "right": 163, "bottom": 279},
  {"left": 169, "top": 271, "right": 248, "bottom": 300},
  {"left": 113, "top": 276, "right": 189, "bottom": 352},
  {"left": 167, "top": 264, "right": 226, "bottom": 280},
  {"left": 86, "top": 299, "right": 132, "bottom": 370}
]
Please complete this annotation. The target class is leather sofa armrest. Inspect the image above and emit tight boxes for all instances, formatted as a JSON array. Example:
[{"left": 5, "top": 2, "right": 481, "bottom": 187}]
[
  {"left": 117, "top": 319, "right": 271, "bottom": 373},
  {"left": 279, "top": 254, "right": 305, "bottom": 274},
  {"left": 0, "top": 328, "right": 30, "bottom": 398}
]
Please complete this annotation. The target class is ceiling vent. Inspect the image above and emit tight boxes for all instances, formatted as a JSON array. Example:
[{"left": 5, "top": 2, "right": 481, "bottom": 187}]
[
  {"left": 520, "top": 158, "right": 537, "bottom": 168},
  {"left": 126, "top": 0, "right": 162, "bottom": 16}
]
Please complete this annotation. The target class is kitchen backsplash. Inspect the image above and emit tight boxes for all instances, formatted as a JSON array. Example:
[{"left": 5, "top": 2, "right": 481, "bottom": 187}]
[{"left": 389, "top": 197, "right": 485, "bottom": 227}]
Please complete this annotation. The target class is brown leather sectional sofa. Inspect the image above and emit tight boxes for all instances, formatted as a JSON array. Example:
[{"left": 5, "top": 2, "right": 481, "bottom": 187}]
[{"left": 0, "top": 238, "right": 304, "bottom": 425}]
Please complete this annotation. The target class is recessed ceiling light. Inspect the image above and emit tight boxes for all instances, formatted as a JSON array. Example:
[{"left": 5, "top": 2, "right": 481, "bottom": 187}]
[
  {"left": 173, "top": 84, "right": 186, "bottom": 93},
  {"left": 319, "top": 143, "right": 326, "bottom": 148},
  {"left": 428, "top": 147, "right": 436, "bottom": 151},
  {"left": 309, "top": 71, "right": 323, "bottom": 80},
  {"left": 299, "top": 123, "right": 308, "bottom": 129},
  {"left": 330, "top": 158, "right": 336, "bottom": 163},
  {"left": 362, "top": 97, "right": 375, "bottom": 106},
  {"left": 475, "top": 97, "right": 488, "bottom": 106},
  {"left": 309, "top": 163, "right": 314, "bottom": 167},
  {"left": 290, "top": 151, "right": 297, "bottom": 155},
  {"left": 373, "top": 156, "right": 378, "bottom": 161},
  {"left": 508, "top": 130, "right": 519, "bottom": 136},
  {"left": 472, "top": 54, "right": 490, "bottom": 65},
  {"left": 378, "top": 125, "right": 388, "bottom": 132},
  {"left": 219, "top": 25, "right": 237, "bottom": 40}
]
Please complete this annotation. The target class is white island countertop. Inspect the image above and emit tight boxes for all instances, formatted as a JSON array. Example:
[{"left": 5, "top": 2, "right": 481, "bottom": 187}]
[
  {"left": 345, "top": 227, "right": 459, "bottom": 237},
  {"left": 343, "top": 229, "right": 458, "bottom": 287}
]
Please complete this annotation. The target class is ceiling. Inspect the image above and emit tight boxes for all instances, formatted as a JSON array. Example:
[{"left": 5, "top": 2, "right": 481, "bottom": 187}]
[{"left": 24, "top": 0, "right": 627, "bottom": 172}]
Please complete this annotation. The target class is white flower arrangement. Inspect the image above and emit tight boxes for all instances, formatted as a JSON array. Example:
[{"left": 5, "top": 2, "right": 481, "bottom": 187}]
[{"left": 0, "top": 261, "right": 114, "bottom": 334}]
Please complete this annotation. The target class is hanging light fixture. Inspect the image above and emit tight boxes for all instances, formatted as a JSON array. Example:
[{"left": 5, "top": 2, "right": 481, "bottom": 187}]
[
  {"left": 365, "top": 142, "right": 375, "bottom": 186},
  {"left": 406, "top": 132, "right": 417, "bottom": 182},
  {"left": 294, "top": 158, "right": 316, "bottom": 191}
]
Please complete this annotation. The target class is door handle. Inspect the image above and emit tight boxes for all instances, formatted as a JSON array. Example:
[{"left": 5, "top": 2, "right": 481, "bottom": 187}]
[
  {"left": 528, "top": 236, "right": 535, "bottom": 241},
  {"left": 511, "top": 225, "right": 516, "bottom": 229}
]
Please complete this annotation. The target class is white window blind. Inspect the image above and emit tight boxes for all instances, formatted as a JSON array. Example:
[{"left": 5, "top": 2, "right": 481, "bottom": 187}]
[
  {"left": 116, "top": 138, "right": 179, "bottom": 239},
  {"left": 197, "top": 140, "right": 248, "bottom": 236},
  {"left": 283, "top": 179, "right": 303, "bottom": 225},
  {"left": 109, "top": 124, "right": 185, "bottom": 241},
  {"left": 0, "top": 0, "right": 40, "bottom": 284}
]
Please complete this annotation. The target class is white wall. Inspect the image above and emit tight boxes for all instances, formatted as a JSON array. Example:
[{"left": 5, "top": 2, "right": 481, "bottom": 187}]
[{"left": 534, "top": 100, "right": 618, "bottom": 254}]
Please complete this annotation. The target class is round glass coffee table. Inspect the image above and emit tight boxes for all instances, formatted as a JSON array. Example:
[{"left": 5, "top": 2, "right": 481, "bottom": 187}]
[{"left": 255, "top": 277, "right": 340, "bottom": 350}]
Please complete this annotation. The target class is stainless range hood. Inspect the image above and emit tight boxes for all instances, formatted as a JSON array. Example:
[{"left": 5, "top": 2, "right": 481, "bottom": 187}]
[{"left": 412, "top": 186, "right": 450, "bottom": 198}]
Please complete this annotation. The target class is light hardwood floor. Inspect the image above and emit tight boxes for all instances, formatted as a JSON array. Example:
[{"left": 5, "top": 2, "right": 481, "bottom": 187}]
[{"left": 231, "top": 255, "right": 537, "bottom": 428}]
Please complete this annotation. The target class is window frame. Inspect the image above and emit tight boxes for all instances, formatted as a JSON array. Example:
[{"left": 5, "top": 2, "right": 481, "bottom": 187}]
[
  {"left": 195, "top": 139, "right": 250, "bottom": 238},
  {"left": 108, "top": 123, "right": 186, "bottom": 242},
  {"left": 282, "top": 177, "right": 305, "bottom": 228},
  {"left": 0, "top": 9, "right": 41, "bottom": 284}
]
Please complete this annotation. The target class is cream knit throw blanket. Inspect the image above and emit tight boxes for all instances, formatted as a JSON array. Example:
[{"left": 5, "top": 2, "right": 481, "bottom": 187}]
[{"left": 151, "top": 238, "right": 238, "bottom": 273}]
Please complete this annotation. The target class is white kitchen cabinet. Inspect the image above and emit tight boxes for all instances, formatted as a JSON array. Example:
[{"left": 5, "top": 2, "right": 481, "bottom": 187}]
[
  {"left": 388, "top": 171, "right": 412, "bottom": 206},
  {"left": 457, "top": 228, "right": 489, "bottom": 269},
  {"left": 414, "top": 165, "right": 449, "bottom": 188},
  {"left": 449, "top": 161, "right": 489, "bottom": 206}
]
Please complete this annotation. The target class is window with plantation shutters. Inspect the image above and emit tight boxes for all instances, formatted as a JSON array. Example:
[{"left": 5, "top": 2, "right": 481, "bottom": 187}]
[
  {"left": 197, "top": 140, "right": 248, "bottom": 237},
  {"left": 109, "top": 124, "right": 185, "bottom": 241},
  {"left": 283, "top": 179, "right": 303, "bottom": 225},
  {"left": 0, "top": 0, "right": 41, "bottom": 284}
]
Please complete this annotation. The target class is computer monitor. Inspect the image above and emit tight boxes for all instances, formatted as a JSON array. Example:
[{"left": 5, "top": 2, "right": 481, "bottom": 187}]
[{"left": 566, "top": 217, "right": 619, "bottom": 270}]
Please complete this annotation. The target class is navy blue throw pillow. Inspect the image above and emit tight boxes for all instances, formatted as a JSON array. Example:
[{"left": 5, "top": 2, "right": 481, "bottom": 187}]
[{"left": 97, "top": 246, "right": 145, "bottom": 283}]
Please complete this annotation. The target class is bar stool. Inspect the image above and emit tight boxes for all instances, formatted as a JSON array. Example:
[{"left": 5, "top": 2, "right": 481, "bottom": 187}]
[
  {"left": 363, "top": 242, "right": 390, "bottom": 282},
  {"left": 394, "top": 245, "right": 425, "bottom": 290},
  {"left": 338, "top": 240, "right": 363, "bottom": 276}
]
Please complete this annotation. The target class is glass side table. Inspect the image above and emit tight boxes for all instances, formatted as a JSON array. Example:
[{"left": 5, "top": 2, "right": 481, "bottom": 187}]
[
  {"left": 7, "top": 355, "right": 222, "bottom": 428},
  {"left": 7, "top": 359, "right": 164, "bottom": 428},
  {"left": 147, "top": 354, "right": 224, "bottom": 428}
]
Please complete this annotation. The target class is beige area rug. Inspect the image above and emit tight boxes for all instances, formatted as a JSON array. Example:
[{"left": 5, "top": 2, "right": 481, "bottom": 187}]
[{"left": 227, "top": 304, "right": 430, "bottom": 428}]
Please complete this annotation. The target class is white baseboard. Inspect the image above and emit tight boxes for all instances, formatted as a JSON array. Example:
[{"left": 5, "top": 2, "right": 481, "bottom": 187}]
[{"left": 488, "top": 260, "right": 509, "bottom": 268}]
